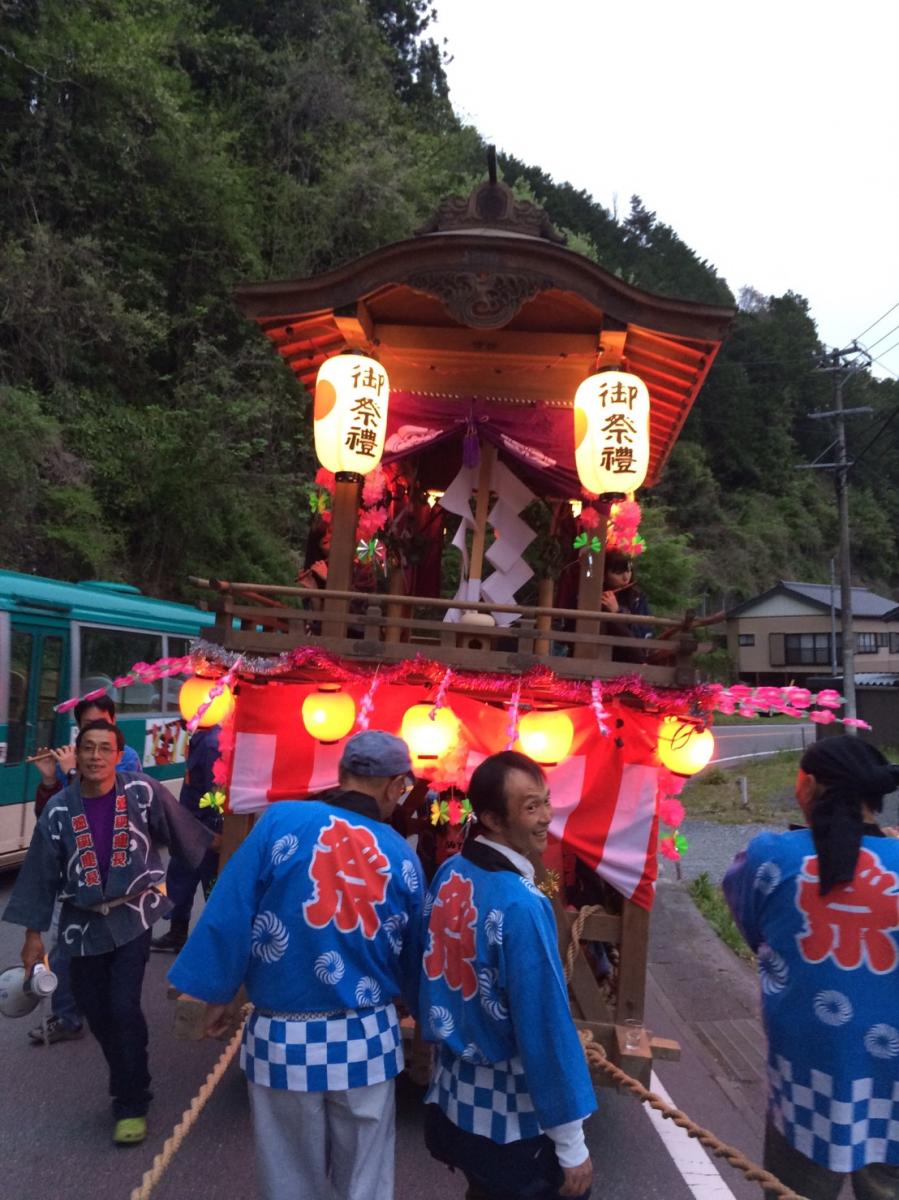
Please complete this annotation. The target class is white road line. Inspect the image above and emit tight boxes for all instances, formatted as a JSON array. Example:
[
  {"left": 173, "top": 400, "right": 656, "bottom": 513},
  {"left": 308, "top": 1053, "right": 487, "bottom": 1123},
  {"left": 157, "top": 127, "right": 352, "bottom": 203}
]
[{"left": 645, "top": 1070, "right": 738, "bottom": 1199}]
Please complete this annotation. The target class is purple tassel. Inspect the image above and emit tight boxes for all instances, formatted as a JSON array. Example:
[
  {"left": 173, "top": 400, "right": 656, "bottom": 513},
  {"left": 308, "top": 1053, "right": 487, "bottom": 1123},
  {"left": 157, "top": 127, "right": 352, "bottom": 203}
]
[{"left": 462, "top": 421, "right": 480, "bottom": 469}]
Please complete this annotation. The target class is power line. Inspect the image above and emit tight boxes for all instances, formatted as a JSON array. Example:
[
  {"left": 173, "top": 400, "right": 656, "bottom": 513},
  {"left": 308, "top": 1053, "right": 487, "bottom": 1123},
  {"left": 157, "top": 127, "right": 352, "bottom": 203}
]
[
  {"left": 863, "top": 323, "right": 899, "bottom": 352},
  {"left": 854, "top": 300, "right": 899, "bottom": 343}
]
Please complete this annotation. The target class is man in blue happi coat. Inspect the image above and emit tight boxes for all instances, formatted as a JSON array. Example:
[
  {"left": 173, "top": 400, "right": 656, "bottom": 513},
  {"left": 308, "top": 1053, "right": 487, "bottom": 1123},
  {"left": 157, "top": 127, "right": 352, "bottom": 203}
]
[
  {"left": 723, "top": 736, "right": 899, "bottom": 1200},
  {"left": 4, "top": 720, "right": 213, "bottom": 1145},
  {"left": 168, "top": 729, "right": 426, "bottom": 1200},
  {"left": 421, "top": 750, "right": 596, "bottom": 1199}
]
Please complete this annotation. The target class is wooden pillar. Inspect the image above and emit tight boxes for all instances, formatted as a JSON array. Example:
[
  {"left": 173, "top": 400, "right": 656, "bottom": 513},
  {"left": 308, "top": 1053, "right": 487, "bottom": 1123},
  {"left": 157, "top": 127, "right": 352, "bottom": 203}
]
[
  {"left": 615, "top": 898, "right": 649, "bottom": 1023},
  {"left": 468, "top": 442, "right": 497, "bottom": 593},
  {"left": 534, "top": 577, "right": 554, "bottom": 655},
  {"left": 322, "top": 471, "right": 360, "bottom": 638},
  {"left": 574, "top": 511, "right": 608, "bottom": 661},
  {"left": 218, "top": 812, "right": 254, "bottom": 871},
  {"left": 384, "top": 565, "right": 405, "bottom": 645}
]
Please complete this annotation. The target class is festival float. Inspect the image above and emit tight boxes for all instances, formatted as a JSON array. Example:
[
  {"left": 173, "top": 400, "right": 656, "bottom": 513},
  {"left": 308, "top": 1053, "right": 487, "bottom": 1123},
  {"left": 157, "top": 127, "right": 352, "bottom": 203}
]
[{"left": 117, "top": 166, "right": 858, "bottom": 1082}]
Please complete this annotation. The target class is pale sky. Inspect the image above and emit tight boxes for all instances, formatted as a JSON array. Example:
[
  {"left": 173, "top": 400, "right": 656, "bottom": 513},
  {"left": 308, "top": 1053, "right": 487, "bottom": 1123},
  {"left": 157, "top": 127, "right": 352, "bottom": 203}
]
[{"left": 432, "top": 0, "right": 899, "bottom": 379}]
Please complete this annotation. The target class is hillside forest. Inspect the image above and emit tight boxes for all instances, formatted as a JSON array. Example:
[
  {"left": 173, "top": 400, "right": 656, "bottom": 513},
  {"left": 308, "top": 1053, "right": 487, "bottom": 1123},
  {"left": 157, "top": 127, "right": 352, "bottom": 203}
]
[{"left": 2, "top": 0, "right": 898, "bottom": 622}]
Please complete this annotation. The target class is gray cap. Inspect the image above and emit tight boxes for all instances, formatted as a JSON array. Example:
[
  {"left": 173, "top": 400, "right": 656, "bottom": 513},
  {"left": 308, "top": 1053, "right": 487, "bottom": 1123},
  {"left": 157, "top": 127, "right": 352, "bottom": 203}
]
[{"left": 340, "top": 730, "right": 412, "bottom": 778}]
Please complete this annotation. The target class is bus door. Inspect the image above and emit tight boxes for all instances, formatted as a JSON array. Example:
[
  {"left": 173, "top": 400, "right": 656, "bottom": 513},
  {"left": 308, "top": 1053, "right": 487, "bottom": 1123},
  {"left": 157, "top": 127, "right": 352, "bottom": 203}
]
[{"left": 0, "top": 616, "right": 69, "bottom": 859}]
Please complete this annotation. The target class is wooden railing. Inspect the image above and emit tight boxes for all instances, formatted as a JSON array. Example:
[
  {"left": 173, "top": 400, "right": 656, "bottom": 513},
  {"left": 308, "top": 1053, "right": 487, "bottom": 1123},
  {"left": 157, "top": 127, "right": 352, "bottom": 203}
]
[{"left": 192, "top": 578, "right": 703, "bottom": 686}]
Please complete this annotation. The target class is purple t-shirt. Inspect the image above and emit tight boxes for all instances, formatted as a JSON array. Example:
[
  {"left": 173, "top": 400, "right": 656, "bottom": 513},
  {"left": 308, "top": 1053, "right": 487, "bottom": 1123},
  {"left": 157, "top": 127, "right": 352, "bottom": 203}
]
[{"left": 82, "top": 787, "right": 118, "bottom": 887}]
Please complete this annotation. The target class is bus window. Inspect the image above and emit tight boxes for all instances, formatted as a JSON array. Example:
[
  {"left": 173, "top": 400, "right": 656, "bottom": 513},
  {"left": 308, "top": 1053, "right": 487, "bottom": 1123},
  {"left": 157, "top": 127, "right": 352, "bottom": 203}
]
[
  {"left": 36, "top": 636, "right": 63, "bottom": 748},
  {"left": 80, "top": 628, "right": 163, "bottom": 712},
  {"left": 163, "top": 635, "right": 192, "bottom": 712},
  {"left": 7, "top": 632, "right": 32, "bottom": 764}
]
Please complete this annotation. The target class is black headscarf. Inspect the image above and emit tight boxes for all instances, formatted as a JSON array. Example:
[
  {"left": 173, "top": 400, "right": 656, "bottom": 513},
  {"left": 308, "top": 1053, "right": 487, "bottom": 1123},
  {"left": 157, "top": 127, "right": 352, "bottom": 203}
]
[{"left": 799, "top": 736, "right": 899, "bottom": 895}]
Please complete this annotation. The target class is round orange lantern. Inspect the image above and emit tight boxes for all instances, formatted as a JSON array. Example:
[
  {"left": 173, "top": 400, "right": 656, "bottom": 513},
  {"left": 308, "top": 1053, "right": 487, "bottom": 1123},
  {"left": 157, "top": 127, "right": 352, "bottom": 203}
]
[
  {"left": 657, "top": 717, "right": 715, "bottom": 776},
  {"left": 400, "top": 704, "right": 460, "bottom": 768},
  {"left": 313, "top": 353, "right": 390, "bottom": 476},
  {"left": 517, "top": 709, "right": 574, "bottom": 766},
  {"left": 301, "top": 685, "right": 356, "bottom": 744},
  {"left": 574, "top": 369, "right": 650, "bottom": 495},
  {"left": 178, "top": 676, "right": 235, "bottom": 728}
]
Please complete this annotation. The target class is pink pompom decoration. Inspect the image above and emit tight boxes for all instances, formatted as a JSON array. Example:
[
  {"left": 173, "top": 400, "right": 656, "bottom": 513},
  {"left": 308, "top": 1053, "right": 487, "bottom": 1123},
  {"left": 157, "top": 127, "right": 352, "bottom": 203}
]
[
  {"left": 841, "top": 717, "right": 871, "bottom": 729},
  {"left": 660, "top": 836, "right": 680, "bottom": 862},
  {"left": 356, "top": 506, "right": 388, "bottom": 540},
  {"left": 579, "top": 506, "right": 602, "bottom": 530},
  {"left": 658, "top": 797, "right": 685, "bottom": 829},
  {"left": 814, "top": 689, "right": 843, "bottom": 709},
  {"left": 785, "top": 687, "right": 812, "bottom": 709},
  {"left": 315, "top": 468, "right": 336, "bottom": 493},
  {"left": 362, "top": 467, "right": 387, "bottom": 507},
  {"left": 809, "top": 709, "right": 837, "bottom": 725},
  {"left": 738, "top": 706, "right": 758, "bottom": 719},
  {"left": 657, "top": 767, "right": 687, "bottom": 798}
]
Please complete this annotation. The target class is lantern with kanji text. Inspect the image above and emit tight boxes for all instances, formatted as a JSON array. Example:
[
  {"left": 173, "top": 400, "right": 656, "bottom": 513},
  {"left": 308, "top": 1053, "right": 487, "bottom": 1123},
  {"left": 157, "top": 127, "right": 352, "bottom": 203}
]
[
  {"left": 313, "top": 354, "right": 390, "bottom": 477},
  {"left": 574, "top": 369, "right": 650, "bottom": 495}
]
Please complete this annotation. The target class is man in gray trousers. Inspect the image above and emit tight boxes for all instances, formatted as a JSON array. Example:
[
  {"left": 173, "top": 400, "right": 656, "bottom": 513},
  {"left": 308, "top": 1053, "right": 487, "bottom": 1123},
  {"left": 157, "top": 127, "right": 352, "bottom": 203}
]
[{"left": 168, "top": 731, "right": 426, "bottom": 1200}]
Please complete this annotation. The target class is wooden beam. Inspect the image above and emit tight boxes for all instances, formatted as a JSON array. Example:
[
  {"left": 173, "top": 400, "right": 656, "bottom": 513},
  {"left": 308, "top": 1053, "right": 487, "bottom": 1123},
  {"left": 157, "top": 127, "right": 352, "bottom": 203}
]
[
  {"left": 615, "top": 900, "right": 650, "bottom": 1024},
  {"left": 468, "top": 442, "right": 497, "bottom": 590}
]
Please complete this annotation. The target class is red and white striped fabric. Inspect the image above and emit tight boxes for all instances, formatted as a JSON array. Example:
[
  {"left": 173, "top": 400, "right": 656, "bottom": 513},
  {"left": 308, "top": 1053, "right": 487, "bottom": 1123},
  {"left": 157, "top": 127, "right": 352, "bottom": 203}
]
[{"left": 225, "top": 681, "right": 663, "bottom": 910}]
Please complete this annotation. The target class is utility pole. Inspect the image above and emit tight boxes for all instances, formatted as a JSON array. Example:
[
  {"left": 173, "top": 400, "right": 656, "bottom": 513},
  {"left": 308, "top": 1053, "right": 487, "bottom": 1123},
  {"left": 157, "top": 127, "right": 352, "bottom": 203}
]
[{"left": 801, "top": 345, "right": 872, "bottom": 731}]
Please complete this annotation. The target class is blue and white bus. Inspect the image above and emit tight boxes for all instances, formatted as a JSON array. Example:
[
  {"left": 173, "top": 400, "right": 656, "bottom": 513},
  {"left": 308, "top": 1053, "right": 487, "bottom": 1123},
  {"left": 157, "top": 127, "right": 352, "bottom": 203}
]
[{"left": 0, "top": 570, "right": 213, "bottom": 868}]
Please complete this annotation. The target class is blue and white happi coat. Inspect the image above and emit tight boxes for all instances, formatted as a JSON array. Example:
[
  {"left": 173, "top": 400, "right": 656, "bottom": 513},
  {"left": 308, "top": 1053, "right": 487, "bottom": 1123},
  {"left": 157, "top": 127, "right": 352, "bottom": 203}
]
[
  {"left": 168, "top": 792, "right": 426, "bottom": 1092},
  {"left": 420, "top": 839, "right": 596, "bottom": 1144},
  {"left": 3, "top": 772, "right": 212, "bottom": 955},
  {"left": 723, "top": 828, "right": 899, "bottom": 1172}
]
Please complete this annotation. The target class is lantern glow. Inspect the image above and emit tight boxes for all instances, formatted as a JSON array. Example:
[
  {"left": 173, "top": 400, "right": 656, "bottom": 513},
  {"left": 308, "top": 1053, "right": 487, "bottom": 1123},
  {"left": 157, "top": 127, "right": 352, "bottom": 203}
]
[
  {"left": 313, "top": 354, "right": 390, "bottom": 477},
  {"left": 657, "top": 717, "right": 715, "bottom": 776},
  {"left": 517, "top": 709, "right": 574, "bottom": 766},
  {"left": 178, "top": 677, "right": 235, "bottom": 728},
  {"left": 301, "top": 685, "right": 356, "bottom": 743},
  {"left": 574, "top": 370, "right": 650, "bottom": 495},
  {"left": 400, "top": 703, "right": 460, "bottom": 768}
]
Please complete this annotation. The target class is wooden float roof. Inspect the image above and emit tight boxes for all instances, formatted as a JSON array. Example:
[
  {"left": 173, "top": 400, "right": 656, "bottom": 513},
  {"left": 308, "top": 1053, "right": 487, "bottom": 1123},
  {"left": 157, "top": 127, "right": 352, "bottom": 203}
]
[{"left": 234, "top": 181, "right": 736, "bottom": 487}]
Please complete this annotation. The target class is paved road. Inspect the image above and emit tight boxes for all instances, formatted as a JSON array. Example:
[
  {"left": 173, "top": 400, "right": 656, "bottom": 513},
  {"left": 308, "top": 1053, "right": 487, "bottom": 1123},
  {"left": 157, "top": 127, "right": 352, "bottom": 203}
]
[
  {"left": 712, "top": 722, "right": 813, "bottom": 764},
  {"left": 0, "top": 864, "right": 766, "bottom": 1200}
]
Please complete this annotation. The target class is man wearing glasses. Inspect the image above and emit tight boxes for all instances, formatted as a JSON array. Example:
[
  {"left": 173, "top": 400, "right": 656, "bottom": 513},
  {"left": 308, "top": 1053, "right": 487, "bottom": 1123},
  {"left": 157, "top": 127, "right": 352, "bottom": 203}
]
[
  {"left": 3, "top": 720, "right": 213, "bottom": 1145},
  {"left": 169, "top": 730, "right": 426, "bottom": 1200}
]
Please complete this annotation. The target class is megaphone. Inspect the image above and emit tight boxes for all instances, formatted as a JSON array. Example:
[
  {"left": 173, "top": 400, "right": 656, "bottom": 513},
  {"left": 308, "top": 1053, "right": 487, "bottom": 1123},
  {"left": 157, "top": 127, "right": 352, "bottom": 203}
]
[{"left": 0, "top": 963, "right": 57, "bottom": 1019}]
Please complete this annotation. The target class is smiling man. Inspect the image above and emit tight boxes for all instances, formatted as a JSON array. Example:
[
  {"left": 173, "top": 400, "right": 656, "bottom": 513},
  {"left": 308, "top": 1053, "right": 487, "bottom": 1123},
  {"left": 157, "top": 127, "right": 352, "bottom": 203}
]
[
  {"left": 3, "top": 720, "right": 213, "bottom": 1145},
  {"left": 420, "top": 751, "right": 596, "bottom": 1200}
]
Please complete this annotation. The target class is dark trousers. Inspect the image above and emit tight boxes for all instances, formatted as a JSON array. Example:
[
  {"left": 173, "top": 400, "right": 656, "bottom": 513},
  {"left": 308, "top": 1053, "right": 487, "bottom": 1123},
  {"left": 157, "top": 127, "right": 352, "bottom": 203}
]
[
  {"left": 166, "top": 848, "right": 218, "bottom": 924},
  {"left": 764, "top": 1121, "right": 899, "bottom": 1200},
  {"left": 69, "top": 929, "right": 153, "bottom": 1119},
  {"left": 424, "top": 1104, "right": 591, "bottom": 1200}
]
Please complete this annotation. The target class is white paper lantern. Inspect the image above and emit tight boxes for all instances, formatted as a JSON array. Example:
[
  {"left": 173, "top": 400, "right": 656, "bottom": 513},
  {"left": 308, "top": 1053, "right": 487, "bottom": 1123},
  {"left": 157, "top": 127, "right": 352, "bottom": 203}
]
[
  {"left": 574, "top": 370, "right": 650, "bottom": 495},
  {"left": 313, "top": 354, "right": 390, "bottom": 477}
]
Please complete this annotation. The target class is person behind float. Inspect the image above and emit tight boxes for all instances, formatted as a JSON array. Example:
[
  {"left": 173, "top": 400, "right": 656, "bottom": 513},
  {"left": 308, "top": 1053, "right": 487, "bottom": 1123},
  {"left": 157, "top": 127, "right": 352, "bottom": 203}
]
[
  {"left": 151, "top": 721, "right": 223, "bottom": 954},
  {"left": 3, "top": 720, "right": 212, "bottom": 1145},
  {"left": 167, "top": 730, "right": 426, "bottom": 1200},
  {"left": 600, "top": 550, "right": 651, "bottom": 660},
  {"left": 420, "top": 750, "right": 595, "bottom": 1200},
  {"left": 28, "top": 695, "right": 144, "bottom": 1046},
  {"left": 722, "top": 735, "right": 899, "bottom": 1200}
]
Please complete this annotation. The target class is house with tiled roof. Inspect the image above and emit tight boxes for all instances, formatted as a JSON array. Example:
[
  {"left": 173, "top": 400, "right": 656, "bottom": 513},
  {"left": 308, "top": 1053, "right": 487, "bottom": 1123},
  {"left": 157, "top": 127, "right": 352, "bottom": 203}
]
[{"left": 725, "top": 580, "right": 899, "bottom": 686}]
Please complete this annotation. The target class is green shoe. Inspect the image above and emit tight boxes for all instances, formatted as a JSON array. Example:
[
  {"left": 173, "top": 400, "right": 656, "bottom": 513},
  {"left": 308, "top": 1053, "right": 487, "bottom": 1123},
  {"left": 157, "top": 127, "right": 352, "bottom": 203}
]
[{"left": 113, "top": 1117, "right": 146, "bottom": 1145}]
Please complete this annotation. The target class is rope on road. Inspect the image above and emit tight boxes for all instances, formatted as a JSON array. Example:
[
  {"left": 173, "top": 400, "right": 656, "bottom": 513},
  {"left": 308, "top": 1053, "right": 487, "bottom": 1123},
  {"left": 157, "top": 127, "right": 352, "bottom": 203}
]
[
  {"left": 564, "top": 909, "right": 809, "bottom": 1200},
  {"left": 129, "top": 1005, "right": 250, "bottom": 1200}
]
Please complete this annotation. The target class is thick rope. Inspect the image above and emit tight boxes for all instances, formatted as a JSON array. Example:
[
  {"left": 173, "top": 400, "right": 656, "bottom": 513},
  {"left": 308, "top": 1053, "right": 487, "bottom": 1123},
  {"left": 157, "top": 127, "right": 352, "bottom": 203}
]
[
  {"left": 565, "top": 914, "right": 808, "bottom": 1200},
  {"left": 129, "top": 1006, "right": 250, "bottom": 1200}
]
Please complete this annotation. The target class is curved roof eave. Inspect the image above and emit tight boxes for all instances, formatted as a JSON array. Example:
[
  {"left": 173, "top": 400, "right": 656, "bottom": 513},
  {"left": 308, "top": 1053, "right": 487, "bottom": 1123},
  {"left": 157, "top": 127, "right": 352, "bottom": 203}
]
[{"left": 233, "top": 230, "right": 735, "bottom": 343}]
